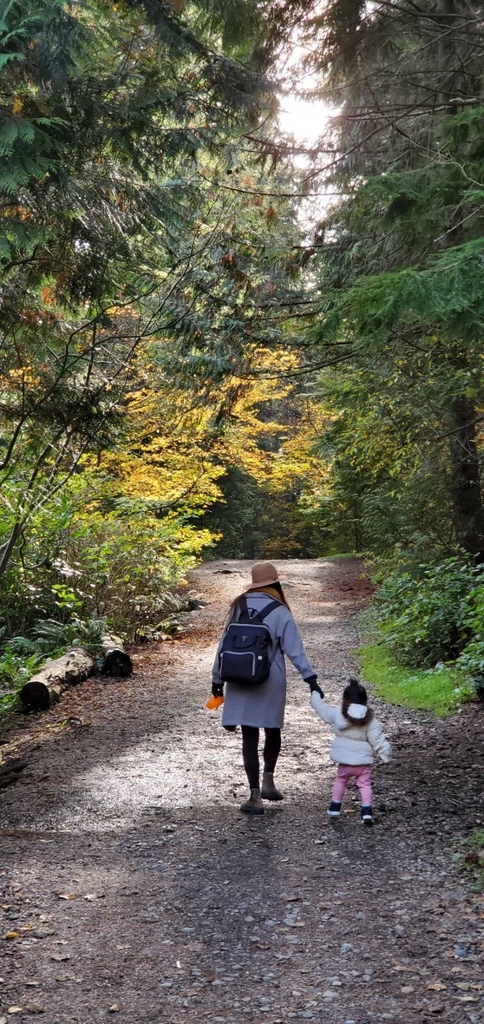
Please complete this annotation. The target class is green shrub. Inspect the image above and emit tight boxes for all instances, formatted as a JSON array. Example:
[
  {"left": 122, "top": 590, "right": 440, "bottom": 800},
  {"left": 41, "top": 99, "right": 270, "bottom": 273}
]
[
  {"left": 455, "top": 581, "right": 484, "bottom": 685},
  {"left": 373, "top": 557, "right": 483, "bottom": 669},
  {"left": 0, "top": 637, "right": 44, "bottom": 712},
  {"left": 0, "top": 506, "right": 217, "bottom": 643},
  {"left": 60, "top": 512, "right": 215, "bottom": 637}
]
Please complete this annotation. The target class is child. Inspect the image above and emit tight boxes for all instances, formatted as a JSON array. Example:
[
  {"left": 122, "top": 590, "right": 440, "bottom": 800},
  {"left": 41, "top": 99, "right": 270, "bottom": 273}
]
[{"left": 310, "top": 678, "right": 391, "bottom": 825}]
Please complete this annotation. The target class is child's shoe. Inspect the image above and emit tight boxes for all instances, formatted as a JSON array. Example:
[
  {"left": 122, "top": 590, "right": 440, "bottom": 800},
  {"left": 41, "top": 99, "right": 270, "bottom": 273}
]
[
  {"left": 361, "top": 805, "right": 373, "bottom": 825},
  {"left": 327, "top": 801, "right": 342, "bottom": 818}
]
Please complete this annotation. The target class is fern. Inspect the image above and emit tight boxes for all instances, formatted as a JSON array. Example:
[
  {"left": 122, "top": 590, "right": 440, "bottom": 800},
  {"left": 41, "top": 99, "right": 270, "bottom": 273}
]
[
  {"left": 0, "top": 119, "right": 21, "bottom": 156},
  {"left": 0, "top": 0, "right": 18, "bottom": 32},
  {"left": 0, "top": 50, "right": 23, "bottom": 68},
  {"left": 30, "top": 615, "right": 109, "bottom": 656},
  {"left": 0, "top": 235, "right": 11, "bottom": 260},
  {"left": 0, "top": 116, "right": 61, "bottom": 153}
]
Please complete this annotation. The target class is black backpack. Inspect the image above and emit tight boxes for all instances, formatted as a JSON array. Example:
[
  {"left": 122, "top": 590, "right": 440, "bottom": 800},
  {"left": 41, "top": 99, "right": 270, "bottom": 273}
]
[{"left": 219, "top": 596, "right": 281, "bottom": 686}]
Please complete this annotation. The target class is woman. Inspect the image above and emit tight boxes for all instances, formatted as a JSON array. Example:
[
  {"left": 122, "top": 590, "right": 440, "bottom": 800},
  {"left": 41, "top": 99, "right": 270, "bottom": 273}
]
[{"left": 211, "top": 561, "right": 323, "bottom": 814}]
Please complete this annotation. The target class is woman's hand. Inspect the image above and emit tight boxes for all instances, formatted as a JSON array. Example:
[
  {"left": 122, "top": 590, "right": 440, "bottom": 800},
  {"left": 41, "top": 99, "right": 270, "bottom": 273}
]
[{"left": 305, "top": 675, "right": 324, "bottom": 698}]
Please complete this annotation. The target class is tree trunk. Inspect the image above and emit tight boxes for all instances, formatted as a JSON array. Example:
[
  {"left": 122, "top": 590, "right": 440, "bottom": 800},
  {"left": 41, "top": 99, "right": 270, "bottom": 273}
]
[
  {"left": 0, "top": 521, "right": 22, "bottom": 579},
  {"left": 449, "top": 396, "right": 484, "bottom": 561},
  {"left": 99, "top": 635, "right": 133, "bottom": 677},
  {"left": 20, "top": 648, "right": 95, "bottom": 711},
  {"left": 438, "top": 0, "right": 458, "bottom": 108}
]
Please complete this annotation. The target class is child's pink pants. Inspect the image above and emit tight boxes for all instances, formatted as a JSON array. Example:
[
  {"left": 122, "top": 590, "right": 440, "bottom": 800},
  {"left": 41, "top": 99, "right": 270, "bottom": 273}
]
[{"left": 332, "top": 763, "right": 373, "bottom": 805}]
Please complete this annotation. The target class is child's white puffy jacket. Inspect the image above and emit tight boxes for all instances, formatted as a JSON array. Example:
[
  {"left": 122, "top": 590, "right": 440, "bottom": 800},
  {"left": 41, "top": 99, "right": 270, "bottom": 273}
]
[{"left": 310, "top": 693, "right": 391, "bottom": 766}]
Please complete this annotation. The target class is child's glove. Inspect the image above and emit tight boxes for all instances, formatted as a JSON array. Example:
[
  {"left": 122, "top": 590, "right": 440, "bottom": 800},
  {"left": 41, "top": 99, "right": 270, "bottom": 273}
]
[
  {"left": 305, "top": 675, "right": 324, "bottom": 698},
  {"left": 212, "top": 681, "right": 224, "bottom": 698}
]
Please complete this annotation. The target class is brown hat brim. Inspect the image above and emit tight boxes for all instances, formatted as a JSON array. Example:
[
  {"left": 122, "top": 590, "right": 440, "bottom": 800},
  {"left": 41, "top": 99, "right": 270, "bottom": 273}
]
[{"left": 244, "top": 575, "right": 281, "bottom": 591}]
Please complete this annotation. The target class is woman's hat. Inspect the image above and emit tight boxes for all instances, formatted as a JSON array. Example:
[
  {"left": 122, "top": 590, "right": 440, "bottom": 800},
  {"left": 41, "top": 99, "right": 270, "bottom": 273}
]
[{"left": 246, "top": 561, "right": 280, "bottom": 591}]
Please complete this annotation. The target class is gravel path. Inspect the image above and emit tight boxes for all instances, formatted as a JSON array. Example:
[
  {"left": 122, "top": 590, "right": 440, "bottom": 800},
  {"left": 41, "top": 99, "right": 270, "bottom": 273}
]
[{"left": 0, "top": 557, "right": 483, "bottom": 1024}]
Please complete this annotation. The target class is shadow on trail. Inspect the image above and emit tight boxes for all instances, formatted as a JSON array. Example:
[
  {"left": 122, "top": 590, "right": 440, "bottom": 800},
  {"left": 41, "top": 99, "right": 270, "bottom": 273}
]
[{"left": 0, "top": 559, "right": 483, "bottom": 1024}]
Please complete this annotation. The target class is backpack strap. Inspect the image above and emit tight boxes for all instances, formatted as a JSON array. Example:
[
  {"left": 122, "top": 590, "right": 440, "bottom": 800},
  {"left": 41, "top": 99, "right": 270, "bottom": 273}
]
[
  {"left": 258, "top": 599, "right": 282, "bottom": 621},
  {"left": 258, "top": 599, "right": 282, "bottom": 664},
  {"left": 237, "top": 596, "right": 282, "bottom": 623}
]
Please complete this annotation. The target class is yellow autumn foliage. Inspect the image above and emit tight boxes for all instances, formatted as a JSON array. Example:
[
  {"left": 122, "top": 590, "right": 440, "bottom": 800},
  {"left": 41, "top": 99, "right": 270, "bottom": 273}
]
[{"left": 81, "top": 340, "right": 326, "bottom": 557}]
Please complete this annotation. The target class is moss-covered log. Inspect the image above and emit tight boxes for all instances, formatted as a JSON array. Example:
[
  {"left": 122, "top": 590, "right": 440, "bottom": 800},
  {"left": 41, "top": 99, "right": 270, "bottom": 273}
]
[
  {"left": 99, "top": 635, "right": 133, "bottom": 677},
  {"left": 20, "top": 648, "right": 95, "bottom": 711}
]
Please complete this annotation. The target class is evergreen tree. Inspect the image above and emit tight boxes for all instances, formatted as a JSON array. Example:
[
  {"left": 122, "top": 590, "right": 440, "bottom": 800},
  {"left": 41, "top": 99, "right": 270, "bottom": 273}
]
[{"left": 274, "top": 1, "right": 484, "bottom": 559}]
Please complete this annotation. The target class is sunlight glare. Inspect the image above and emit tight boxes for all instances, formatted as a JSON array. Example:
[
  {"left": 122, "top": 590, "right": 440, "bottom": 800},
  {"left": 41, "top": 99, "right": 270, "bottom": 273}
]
[
  {"left": 277, "top": 41, "right": 339, "bottom": 149},
  {"left": 279, "top": 91, "right": 339, "bottom": 149}
]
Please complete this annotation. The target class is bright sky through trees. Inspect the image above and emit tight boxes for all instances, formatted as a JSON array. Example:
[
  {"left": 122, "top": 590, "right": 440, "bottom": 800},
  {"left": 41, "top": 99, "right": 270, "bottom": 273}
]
[
  {"left": 277, "top": 38, "right": 340, "bottom": 228},
  {"left": 279, "top": 83, "right": 337, "bottom": 149},
  {"left": 277, "top": 22, "right": 338, "bottom": 149}
]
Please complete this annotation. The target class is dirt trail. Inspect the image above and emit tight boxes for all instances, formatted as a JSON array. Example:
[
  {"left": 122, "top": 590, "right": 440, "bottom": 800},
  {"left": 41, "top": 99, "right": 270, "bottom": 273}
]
[{"left": 0, "top": 557, "right": 483, "bottom": 1024}]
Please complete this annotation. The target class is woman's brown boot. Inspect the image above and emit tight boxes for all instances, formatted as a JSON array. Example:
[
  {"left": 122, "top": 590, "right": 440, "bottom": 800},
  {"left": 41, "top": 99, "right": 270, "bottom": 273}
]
[
  {"left": 261, "top": 772, "right": 284, "bottom": 801},
  {"left": 240, "top": 788, "right": 264, "bottom": 814}
]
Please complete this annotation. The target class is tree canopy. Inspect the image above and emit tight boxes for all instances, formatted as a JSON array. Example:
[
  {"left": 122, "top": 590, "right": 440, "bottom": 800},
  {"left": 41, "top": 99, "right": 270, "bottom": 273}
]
[{"left": 1, "top": 0, "right": 484, "bottom": 683}]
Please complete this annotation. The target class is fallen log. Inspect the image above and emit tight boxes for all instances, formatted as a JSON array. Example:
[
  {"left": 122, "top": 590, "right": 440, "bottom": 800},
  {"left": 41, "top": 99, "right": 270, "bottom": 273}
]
[
  {"left": 99, "top": 635, "right": 133, "bottom": 677},
  {"left": 20, "top": 648, "right": 95, "bottom": 711}
]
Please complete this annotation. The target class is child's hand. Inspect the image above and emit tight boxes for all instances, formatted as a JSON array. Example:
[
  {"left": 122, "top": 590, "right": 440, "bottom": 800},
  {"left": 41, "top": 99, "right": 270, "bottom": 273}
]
[{"left": 212, "top": 682, "right": 224, "bottom": 698}]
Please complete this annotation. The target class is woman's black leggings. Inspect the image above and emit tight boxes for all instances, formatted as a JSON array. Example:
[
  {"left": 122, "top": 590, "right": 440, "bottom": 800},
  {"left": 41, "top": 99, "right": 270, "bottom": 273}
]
[{"left": 241, "top": 726, "right": 282, "bottom": 789}]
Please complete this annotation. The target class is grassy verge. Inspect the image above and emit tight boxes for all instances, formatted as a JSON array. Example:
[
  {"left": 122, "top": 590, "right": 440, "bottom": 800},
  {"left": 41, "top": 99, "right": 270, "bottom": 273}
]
[
  {"left": 322, "top": 551, "right": 358, "bottom": 559},
  {"left": 358, "top": 642, "right": 473, "bottom": 717}
]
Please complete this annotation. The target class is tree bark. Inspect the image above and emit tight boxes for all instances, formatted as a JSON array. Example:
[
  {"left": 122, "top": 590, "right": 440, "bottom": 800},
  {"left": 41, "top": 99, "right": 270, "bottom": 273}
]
[
  {"left": 20, "top": 648, "right": 95, "bottom": 711},
  {"left": 449, "top": 396, "right": 484, "bottom": 561},
  {"left": 0, "top": 522, "right": 22, "bottom": 579},
  {"left": 438, "top": 0, "right": 458, "bottom": 108},
  {"left": 99, "top": 635, "right": 133, "bottom": 677}
]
